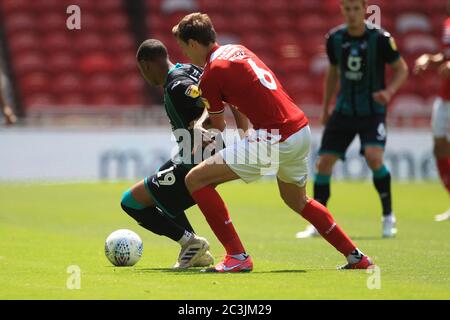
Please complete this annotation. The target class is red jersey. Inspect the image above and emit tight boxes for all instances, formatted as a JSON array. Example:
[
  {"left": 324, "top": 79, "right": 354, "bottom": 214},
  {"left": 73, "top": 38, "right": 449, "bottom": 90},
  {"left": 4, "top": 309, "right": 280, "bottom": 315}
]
[
  {"left": 441, "top": 17, "right": 450, "bottom": 100},
  {"left": 200, "top": 44, "right": 308, "bottom": 141}
]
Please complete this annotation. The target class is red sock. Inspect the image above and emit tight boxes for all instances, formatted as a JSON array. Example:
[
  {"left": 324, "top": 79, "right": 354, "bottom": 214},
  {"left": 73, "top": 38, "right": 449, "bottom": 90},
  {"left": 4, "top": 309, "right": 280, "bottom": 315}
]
[
  {"left": 437, "top": 158, "right": 450, "bottom": 194},
  {"left": 192, "top": 186, "right": 245, "bottom": 255},
  {"left": 301, "top": 199, "right": 356, "bottom": 256}
]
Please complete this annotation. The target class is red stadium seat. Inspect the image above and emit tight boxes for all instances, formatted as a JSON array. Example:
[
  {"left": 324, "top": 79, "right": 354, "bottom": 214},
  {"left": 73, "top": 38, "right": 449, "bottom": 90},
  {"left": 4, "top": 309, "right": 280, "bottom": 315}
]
[
  {"left": 3, "top": 13, "right": 36, "bottom": 34},
  {"left": 102, "top": 12, "right": 130, "bottom": 32},
  {"left": 85, "top": 75, "right": 116, "bottom": 95},
  {"left": 95, "top": 0, "right": 125, "bottom": 12},
  {"left": 403, "top": 33, "right": 439, "bottom": 54},
  {"left": 117, "top": 73, "right": 144, "bottom": 97},
  {"left": 108, "top": 33, "right": 135, "bottom": 52},
  {"left": 0, "top": 0, "right": 29, "bottom": 15},
  {"left": 79, "top": 53, "right": 115, "bottom": 75},
  {"left": 296, "top": 14, "right": 330, "bottom": 35},
  {"left": 391, "top": 95, "right": 428, "bottom": 117},
  {"left": 52, "top": 74, "right": 83, "bottom": 95},
  {"left": 47, "top": 52, "right": 78, "bottom": 74},
  {"left": 8, "top": 32, "right": 40, "bottom": 54},
  {"left": 90, "top": 93, "right": 121, "bottom": 106},
  {"left": 120, "top": 93, "right": 146, "bottom": 106},
  {"left": 242, "top": 34, "right": 274, "bottom": 56},
  {"left": 19, "top": 72, "right": 50, "bottom": 95},
  {"left": 36, "top": 12, "right": 67, "bottom": 31},
  {"left": 268, "top": 15, "right": 296, "bottom": 33},
  {"left": 396, "top": 14, "right": 432, "bottom": 34},
  {"left": 116, "top": 51, "right": 139, "bottom": 74},
  {"left": 59, "top": 93, "right": 88, "bottom": 106},
  {"left": 42, "top": 32, "right": 74, "bottom": 52},
  {"left": 23, "top": 93, "right": 56, "bottom": 108},
  {"left": 13, "top": 53, "right": 46, "bottom": 76},
  {"left": 74, "top": 33, "right": 103, "bottom": 52}
]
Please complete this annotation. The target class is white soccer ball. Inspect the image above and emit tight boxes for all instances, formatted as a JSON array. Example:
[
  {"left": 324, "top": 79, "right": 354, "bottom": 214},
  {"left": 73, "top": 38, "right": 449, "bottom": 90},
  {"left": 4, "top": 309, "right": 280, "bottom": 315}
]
[{"left": 105, "top": 229, "right": 143, "bottom": 266}]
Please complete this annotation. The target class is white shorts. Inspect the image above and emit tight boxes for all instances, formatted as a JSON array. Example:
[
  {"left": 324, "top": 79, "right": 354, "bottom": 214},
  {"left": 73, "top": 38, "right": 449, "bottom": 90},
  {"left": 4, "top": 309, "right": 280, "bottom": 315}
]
[
  {"left": 219, "top": 126, "right": 311, "bottom": 187},
  {"left": 432, "top": 97, "right": 450, "bottom": 139}
]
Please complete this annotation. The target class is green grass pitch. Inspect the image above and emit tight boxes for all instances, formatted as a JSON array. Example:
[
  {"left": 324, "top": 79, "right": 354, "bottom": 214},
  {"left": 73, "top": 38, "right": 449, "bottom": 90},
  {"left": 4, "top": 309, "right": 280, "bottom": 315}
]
[{"left": 0, "top": 181, "right": 449, "bottom": 299}]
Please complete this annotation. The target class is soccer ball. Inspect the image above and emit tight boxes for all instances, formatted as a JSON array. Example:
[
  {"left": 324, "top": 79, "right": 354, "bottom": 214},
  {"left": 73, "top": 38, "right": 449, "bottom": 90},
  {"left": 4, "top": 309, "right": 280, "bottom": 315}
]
[{"left": 105, "top": 229, "right": 143, "bottom": 266}]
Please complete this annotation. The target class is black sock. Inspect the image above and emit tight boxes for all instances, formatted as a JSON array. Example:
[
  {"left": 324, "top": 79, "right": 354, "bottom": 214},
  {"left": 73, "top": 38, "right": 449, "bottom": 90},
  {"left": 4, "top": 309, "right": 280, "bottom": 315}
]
[
  {"left": 314, "top": 174, "right": 331, "bottom": 206},
  {"left": 121, "top": 204, "right": 187, "bottom": 242},
  {"left": 172, "top": 212, "right": 195, "bottom": 234},
  {"left": 373, "top": 171, "right": 392, "bottom": 217}
]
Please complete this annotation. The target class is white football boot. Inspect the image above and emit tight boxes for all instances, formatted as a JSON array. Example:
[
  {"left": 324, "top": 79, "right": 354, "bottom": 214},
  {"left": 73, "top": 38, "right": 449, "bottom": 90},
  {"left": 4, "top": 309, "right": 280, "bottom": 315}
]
[
  {"left": 173, "top": 235, "right": 210, "bottom": 269},
  {"left": 192, "top": 251, "right": 214, "bottom": 268},
  {"left": 382, "top": 214, "right": 397, "bottom": 238},
  {"left": 435, "top": 208, "right": 450, "bottom": 222},
  {"left": 295, "top": 224, "right": 320, "bottom": 239}
]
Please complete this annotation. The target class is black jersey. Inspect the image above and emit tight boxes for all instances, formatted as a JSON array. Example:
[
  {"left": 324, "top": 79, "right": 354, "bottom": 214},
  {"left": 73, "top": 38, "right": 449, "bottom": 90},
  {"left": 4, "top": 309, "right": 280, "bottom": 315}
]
[{"left": 327, "top": 23, "right": 401, "bottom": 116}]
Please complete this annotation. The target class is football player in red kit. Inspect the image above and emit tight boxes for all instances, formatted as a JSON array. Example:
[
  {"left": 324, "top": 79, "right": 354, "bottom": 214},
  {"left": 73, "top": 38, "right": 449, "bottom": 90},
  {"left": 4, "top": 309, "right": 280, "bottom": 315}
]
[
  {"left": 172, "top": 12, "right": 374, "bottom": 272},
  {"left": 415, "top": 2, "right": 450, "bottom": 222}
]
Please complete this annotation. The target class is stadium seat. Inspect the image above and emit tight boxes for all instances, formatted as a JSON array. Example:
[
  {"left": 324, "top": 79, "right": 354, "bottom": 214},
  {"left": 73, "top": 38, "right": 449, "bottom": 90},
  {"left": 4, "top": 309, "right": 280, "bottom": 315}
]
[
  {"left": 160, "top": 0, "right": 198, "bottom": 14},
  {"left": 52, "top": 74, "right": 83, "bottom": 95},
  {"left": 13, "top": 53, "right": 45, "bottom": 76},
  {"left": 310, "top": 53, "right": 329, "bottom": 76},
  {"left": 8, "top": 32, "right": 40, "bottom": 54},
  {"left": 85, "top": 74, "right": 116, "bottom": 95},
  {"left": 19, "top": 72, "right": 50, "bottom": 95},
  {"left": 3, "top": 13, "right": 36, "bottom": 34},
  {"left": 59, "top": 93, "right": 88, "bottom": 106},
  {"left": 47, "top": 52, "right": 78, "bottom": 74},
  {"left": 23, "top": 93, "right": 56, "bottom": 107},
  {"left": 402, "top": 34, "right": 439, "bottom": 54},
  {"left": 0, "top": 0, "right": 29, "bottom": 15},
  {"left": 391, "top": 95, "right": 428, "bottom": 117},
  {"left": 396, "top": 14, "right": 432, "bottom": 34},
  {"left": 41, "top": 32, "right": 74, "bottom": 52}
]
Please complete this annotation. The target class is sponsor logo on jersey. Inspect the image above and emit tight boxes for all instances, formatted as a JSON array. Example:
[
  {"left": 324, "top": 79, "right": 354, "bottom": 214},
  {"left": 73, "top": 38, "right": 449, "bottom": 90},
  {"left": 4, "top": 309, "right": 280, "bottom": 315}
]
[
  {"left": 185, "top": 85, "right": 201, "bottom": 98},
  {"left": 389, "top": 37, "right": 398, "bottom": 51}
]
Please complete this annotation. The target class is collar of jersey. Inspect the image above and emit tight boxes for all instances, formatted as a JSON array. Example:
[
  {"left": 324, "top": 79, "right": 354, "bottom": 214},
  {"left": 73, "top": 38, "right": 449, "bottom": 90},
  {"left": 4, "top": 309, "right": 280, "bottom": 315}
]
[
  {"left": 206, "top": 44, "right": 221, "bottom": 63},
  {"left": 168, "top": 63, "right": 184, "bottom": 74}
]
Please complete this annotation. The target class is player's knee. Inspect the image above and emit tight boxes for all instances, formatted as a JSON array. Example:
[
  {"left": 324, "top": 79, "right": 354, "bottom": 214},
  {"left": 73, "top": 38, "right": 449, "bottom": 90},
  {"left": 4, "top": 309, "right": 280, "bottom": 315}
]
[
  {"left": 365, "top": 154, "right": 383, "bottom": 170},
  {"left": 120, "top": 189, "right": 146, "bottom": 211},
  {"left": 280, "top": 192, "right": 308, "bottom": 213},
  {"left": 185, "top": 169, "right": 200, "bottom": 192}
]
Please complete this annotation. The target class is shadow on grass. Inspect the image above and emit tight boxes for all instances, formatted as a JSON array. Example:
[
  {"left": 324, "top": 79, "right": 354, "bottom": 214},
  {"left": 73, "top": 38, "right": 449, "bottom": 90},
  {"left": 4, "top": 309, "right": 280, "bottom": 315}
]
[{"left": 135, "top": 268, "right": 308, "bottom": 275}]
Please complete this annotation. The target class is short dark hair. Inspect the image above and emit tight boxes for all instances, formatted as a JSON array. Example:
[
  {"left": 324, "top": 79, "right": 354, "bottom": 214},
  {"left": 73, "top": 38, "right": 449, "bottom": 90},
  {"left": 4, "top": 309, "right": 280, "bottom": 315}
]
[
  {"left": 172, "top": 12, "right": 216, "bottom": 46},
  {"left": 136, "top": 39, "right": 168, "bottom": 62}
]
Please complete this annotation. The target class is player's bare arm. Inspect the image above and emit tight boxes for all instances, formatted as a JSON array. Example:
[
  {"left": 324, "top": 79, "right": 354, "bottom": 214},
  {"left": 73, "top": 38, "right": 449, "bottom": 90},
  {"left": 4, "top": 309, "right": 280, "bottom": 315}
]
[
  {"left": 321, "top": 64, "right": 339, "bottom": 125},
  {"left": 229, "top": 106, "right": 250, "bottom": 138},
  {"left": 373, "top": 57, "right": 409, "bottom": 105},
  {"left": 438, "top": 61, "right": 450, "bottom": 78},
  {"left": 0, "top": 73, "right": 16, "bottom": 126},
  {"left": 414, "top": 53, "right": 445, "bottom": 74}
]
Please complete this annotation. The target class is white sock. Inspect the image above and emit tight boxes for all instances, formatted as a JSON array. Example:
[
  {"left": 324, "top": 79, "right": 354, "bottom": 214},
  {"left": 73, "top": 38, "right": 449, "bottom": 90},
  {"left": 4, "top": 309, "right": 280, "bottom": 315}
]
[
  {"left": 347, "top": 249, "right": 364, "bottom": 264},
  {"left": 177, "top": 230, "right": 193, "bottom": 246}
]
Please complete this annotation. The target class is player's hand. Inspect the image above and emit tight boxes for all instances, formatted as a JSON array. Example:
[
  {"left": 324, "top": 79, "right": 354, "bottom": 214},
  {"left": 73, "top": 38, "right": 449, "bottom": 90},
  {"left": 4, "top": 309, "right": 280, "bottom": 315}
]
[
  {"left": 414, "top": 54, "right": 430, "bottom": 75},
  {"left": 320, "top": 109, "right": 331, "bottom": 126},
  {"left": 438, "top": 61, "right": 450, "bottom": 78},
  {"left": 192, "top": 126, "right": 217, "bottom": 156},
  {"left": 373, "top": 89, "right": 393, "bottom": 105},
  {"left": 3, "top": 106, "right": 17, "bottom": 126}
]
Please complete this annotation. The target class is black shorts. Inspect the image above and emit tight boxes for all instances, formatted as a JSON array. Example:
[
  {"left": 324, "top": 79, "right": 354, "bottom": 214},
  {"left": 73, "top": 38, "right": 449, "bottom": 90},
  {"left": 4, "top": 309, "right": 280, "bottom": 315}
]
[
  {"left": 319, "top": 111, "right": 387, "bottom": 160},
  {"left": 144, "top": 160, "right": 196, "bottom": 218}
]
